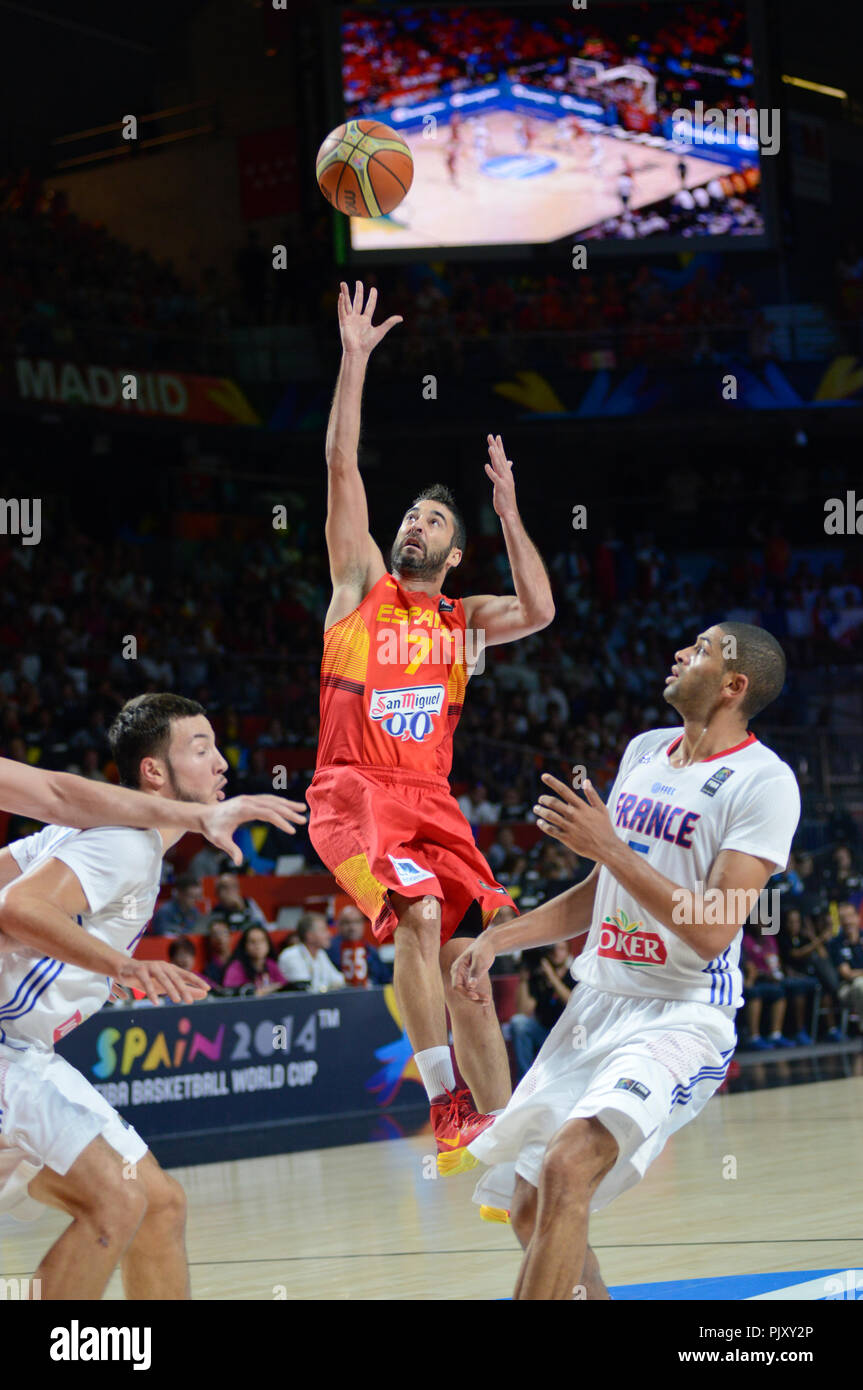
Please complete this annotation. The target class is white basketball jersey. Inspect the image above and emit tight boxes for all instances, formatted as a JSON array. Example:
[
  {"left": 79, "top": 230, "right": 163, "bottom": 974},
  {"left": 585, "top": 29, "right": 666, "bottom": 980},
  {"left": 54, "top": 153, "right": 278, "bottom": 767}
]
[
  {"left": 0, "top": 823, "right": 163, "bottom": 1051},
  {"left": 573, "top": 728, "right": 800, "bottom": 1011}
]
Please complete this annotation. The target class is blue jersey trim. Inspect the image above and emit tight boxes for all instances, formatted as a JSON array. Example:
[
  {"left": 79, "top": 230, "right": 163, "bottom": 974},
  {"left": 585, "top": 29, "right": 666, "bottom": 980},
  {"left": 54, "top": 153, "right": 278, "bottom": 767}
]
[{"left": 0, "top": 957, "right": 65, "bottom": 1023}]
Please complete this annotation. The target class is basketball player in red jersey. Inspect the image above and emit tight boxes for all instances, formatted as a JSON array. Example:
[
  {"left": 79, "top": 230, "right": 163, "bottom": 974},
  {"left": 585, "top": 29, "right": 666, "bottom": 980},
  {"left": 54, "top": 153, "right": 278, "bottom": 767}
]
[
  {"left": 306, "top": 281, "right": 555, "bottom": 1166},
  {"left": 445, "top": 143, "right": 459, "bottom": 187}
]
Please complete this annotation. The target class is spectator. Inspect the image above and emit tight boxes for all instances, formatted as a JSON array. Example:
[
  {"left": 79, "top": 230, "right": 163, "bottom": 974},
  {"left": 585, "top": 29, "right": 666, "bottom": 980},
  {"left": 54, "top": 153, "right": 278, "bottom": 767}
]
[
  {"left": 187, "top": 843, "right": 231, "bottom": 880},
  {"left": 457, "top": 781, "right": 499, "bottom": 826},
  {"left": 328, "top": 904, "right": 391, "bottom": 987},
  {"left": 498, "top": 785, "right": 531, "bottom": 822},
  {"left": 526, "top": 671, "right": 570, "bottom": 725},
  {"left": 209, "top": 872, "right": 268, "bottom": 932},
  {"left": 742, "top": 923, "right": 815, "bottom": 1048},
  {"left": 825, "top": 802, "right": 860, "bottom": 850},
  {"left": 783, "top": 907, "right": 843, "bottom": 1041},
  {"left": 487, "top": 826, "right": 518, "bottom": 874},
  {"left": 223, "top": 925, "right": 288, "bottom": 996},
  {"left": 498, "top": 848, "right": 529, "bottom": 891},
  {"left": 826, "top": 846, "right": 863, "bottom": 907},
  {"left": 742, "top": 926, "right": 789, "bottom": 1048},
  {"left": 794, "top": 853, "right": 828, "bottom": 919},
  {"left": 532, "top": 841, "right": 581, "bottom": 904},
  {"left": 203, "top": 919, "right": 234, "bottom": 987},
  {"left": 509, "top": 942, "right": 573, "bottom": 1079},
  {"left": 279, "top": 912, "right": 346, "bottom": 993},
  {"left": 830, "top": 901, "right": 863, "bottom": 1025},
  {"left": 81, "top": 747, "right": 107, "bottom": 782},
  {"left": 151, "top": 873, "right": 204, "bottom": 938},
  {"left": 773, "top": 852, "right": 805, "bottom": 901},
  {"left": 168, "top": 936, "right": 198, "bottom": 974}
]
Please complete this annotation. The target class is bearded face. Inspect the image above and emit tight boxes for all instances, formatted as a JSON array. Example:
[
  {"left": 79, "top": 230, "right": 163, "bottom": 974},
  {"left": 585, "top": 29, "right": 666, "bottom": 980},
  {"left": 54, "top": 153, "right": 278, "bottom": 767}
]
[{"left": 391, "top": 500, "right": 460, "bottom": 582}]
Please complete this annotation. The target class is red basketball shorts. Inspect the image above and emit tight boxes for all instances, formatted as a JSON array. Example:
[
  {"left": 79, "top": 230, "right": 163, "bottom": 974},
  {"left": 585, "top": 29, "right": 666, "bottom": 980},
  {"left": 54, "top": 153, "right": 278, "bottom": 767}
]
[{"left": 306, "top": 764, "right": 518, "bottom": 945}]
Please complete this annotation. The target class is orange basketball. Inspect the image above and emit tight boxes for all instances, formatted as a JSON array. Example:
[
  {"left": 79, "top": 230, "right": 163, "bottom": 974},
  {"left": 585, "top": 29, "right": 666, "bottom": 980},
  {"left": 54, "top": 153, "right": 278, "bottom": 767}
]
[{"left": 315, "top": 119, "right": 414, "bottom": 218}]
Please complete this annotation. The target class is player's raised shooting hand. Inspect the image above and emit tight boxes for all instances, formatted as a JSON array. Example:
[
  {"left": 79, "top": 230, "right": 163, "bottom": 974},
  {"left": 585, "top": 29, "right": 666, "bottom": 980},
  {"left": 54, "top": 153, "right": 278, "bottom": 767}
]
[
  {"left": 533, "top": 774, "right": 616, "bottom": 864},
  {"left": 198, "top": 795, "right": 307, "bottom": 867},
  {"left": 114, "top": 959, "right": 211, "bottom": 1007},
  {"left": 338, "top": 281, "right": 403, "bottom": 357},
  {"left": 485, "top": 434, "right": 517, "bottom": 519},
  {"left": 450, "top": 933, "right": 496, "bottom": 1003}
]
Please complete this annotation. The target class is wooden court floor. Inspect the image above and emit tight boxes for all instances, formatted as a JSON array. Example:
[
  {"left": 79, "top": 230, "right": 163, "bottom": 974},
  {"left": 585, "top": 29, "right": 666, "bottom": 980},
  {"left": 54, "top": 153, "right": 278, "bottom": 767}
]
[{"left": 1, "top": 1071, "right": 861, "bottom": 1300}]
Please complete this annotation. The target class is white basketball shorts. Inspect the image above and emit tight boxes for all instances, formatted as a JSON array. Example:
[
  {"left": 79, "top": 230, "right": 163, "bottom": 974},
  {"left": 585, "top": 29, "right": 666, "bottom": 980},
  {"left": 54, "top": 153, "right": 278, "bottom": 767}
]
[
  {"left": 470, "top": 981, "right": 736, "bottom": 1213},
  {"left": 0, "top": 1040, "right": 148, "bottom": 1221}
]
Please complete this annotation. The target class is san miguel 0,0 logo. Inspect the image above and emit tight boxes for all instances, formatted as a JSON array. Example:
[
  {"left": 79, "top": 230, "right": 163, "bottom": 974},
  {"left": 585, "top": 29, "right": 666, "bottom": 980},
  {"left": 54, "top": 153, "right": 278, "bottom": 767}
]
[{"left": 369, "top": 685, "right": 445, "bottom": 741}]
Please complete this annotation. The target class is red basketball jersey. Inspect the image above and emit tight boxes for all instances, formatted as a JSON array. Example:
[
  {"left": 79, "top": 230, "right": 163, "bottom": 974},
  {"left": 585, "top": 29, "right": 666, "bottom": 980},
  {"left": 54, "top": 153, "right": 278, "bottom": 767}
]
[
  {"left": 339, "top": 942, "right": 370, "bottom": 987},
  {"left": 316, "top": 573, "right": 469, "bottom": 778}
]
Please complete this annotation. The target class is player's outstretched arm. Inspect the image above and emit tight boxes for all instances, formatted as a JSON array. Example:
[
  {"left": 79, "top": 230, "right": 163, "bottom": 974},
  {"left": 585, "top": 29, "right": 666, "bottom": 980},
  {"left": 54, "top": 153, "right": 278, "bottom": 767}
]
[
  {"left": 462, "top": 434, "right": 555, "bottom": 650},
  {"left": 197, "top": 795, "right": 307, "bottom": 865},
  {"left": 451, "top": 866, "right": 600, "bottom": 1002},
  {"left": 0, "top": 759, "right": 306, "bottom": 867},
  {"left": 0, "top": 859, "right": 208, "bottom": 1004},
  {"left": 324, "top": 282, "right": 398, "bottom": 625}
]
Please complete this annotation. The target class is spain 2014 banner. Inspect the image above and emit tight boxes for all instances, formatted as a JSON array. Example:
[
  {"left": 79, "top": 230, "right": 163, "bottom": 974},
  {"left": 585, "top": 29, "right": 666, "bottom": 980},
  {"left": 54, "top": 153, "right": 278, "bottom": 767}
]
[{"left": 56, "top": 987, "right": 427, "bottom": 1165}]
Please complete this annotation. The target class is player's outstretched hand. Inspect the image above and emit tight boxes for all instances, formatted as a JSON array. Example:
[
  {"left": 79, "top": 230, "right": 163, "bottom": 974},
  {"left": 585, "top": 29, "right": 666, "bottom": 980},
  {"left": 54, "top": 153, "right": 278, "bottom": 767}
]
[
  {"left": 450, "top": 933, "right": 496, "bottom": 1002},
  {"left": 485, "top": 434, "right": 517, "bottom": 519},
  {"left": 199, "top": 794, "right": 307, "bottom": 867},
  {"left": 338, "top": 280, "right": 403, "bottom": 357},
  {"left": 533, "top": 773, "right": 616, "bottom": 863},
  {"left": 113, "top": 959, "right": 211, "bottom": 1007}
]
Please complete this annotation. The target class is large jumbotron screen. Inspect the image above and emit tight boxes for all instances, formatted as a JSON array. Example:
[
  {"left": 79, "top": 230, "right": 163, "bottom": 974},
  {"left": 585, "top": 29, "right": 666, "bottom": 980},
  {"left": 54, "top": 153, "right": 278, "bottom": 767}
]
[{"left": 337, "top": 0, "right": 772, "bottom": 258}]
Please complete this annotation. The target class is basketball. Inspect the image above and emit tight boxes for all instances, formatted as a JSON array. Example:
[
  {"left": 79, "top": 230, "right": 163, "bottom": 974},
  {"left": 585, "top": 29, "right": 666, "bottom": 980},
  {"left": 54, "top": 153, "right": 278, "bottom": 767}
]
[{"left": 315, "top": 119, "right": 414, "bottom": 217}]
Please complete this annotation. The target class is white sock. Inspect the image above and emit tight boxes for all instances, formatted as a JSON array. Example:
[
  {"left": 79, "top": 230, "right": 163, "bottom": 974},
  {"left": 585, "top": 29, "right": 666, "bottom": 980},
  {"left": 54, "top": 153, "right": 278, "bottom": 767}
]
[{"left": 415, "top": 1046, "right": 456, "bottom": 1101}]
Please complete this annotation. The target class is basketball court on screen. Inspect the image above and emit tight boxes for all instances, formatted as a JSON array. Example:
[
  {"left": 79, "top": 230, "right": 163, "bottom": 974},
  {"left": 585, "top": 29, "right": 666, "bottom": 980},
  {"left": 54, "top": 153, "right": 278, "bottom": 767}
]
[{"left": 350, "top": 111, "right": 735, "bottom": 251}]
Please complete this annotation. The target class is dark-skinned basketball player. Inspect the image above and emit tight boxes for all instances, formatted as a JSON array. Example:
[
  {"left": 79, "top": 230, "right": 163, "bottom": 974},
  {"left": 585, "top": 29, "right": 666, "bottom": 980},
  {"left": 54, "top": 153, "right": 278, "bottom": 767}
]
[{"left": 306, "top": 281, "right": 555, "bottom": 1167}]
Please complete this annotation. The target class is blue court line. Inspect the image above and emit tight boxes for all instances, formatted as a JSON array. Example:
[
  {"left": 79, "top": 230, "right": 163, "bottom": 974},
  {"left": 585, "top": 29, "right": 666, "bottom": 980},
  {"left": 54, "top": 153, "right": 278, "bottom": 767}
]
[{"left": 609, "top": 1268, "right": 855, "bottom": 1300}]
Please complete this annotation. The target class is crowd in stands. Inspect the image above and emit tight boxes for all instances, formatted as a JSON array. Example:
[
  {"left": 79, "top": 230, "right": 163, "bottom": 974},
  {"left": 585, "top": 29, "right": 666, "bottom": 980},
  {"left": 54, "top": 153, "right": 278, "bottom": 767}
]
[
  {"left": 0, "top": 170, "right": 763, "bottom": 368},
  {"left": 4, "top": 170, "right": 859, "bottom": 383},
  {"left": 585, "top": 177, "right": 763, "bottom": 244},
  {"left": 342, "top": 3, "right": 753, "bottom": 126},
  {"left": 0, "top": 172, "right": 217, "bottom": 370},
  {"left": 3, "top": 510, "right": 863, "bottom": 811},
  {"left": 369, "top": 240, "right": 775, "bottom": 379},
  {"left": 734, "top": 846, "right": 863, "bottom": 1046},
  {"left": 3, "top": 513, "right": 863, "bottom": 825},
  {"left": 134, "top": 901, "right": 393, "bottom": 1004}
]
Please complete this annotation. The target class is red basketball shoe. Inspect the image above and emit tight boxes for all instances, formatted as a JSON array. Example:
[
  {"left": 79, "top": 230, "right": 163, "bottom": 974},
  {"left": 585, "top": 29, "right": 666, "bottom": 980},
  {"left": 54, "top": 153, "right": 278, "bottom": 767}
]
[{"left": 432, "top": 1087, "right": 493, "bottom": 1176}]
